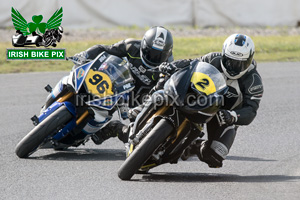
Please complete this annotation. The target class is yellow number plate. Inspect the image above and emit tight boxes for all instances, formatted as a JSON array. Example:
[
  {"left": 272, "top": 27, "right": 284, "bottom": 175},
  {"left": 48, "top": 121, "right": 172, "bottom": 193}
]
[
  {"left": 84, "top": 70, "right": 114, "bottom": 97},
  {"left": 190, "top": 72, "right": 216, "bottom": 95}
]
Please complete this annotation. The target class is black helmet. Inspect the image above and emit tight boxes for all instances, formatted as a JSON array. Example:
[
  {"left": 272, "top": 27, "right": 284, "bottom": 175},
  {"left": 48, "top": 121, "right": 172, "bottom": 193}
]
[{"left": 140, "top": 26, "right": 173, "bottom": 68}]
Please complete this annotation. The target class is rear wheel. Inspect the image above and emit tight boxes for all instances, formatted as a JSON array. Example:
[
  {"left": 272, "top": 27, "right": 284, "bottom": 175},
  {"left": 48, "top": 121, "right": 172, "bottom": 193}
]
[
  {"left": 118, "top": 119, "right": 174, "bottom": 180},
  {"left": 15, "top": 106, "right": 73, "bottom": 158}
]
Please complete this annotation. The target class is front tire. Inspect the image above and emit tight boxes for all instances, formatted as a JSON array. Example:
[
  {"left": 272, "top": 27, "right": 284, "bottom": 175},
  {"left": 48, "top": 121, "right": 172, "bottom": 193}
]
[
  {"left": 15, "top": 106, "right": 73, "bottom": 158},
  {"left": 118, "top": 119, "right": 174, "bottom": 180}
]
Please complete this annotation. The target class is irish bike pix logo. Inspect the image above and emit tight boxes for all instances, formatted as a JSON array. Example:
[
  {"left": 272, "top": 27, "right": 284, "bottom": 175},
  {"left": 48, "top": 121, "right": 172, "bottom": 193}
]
[{"left": 7, "top": 7, "right": 65, "bottom": 60}]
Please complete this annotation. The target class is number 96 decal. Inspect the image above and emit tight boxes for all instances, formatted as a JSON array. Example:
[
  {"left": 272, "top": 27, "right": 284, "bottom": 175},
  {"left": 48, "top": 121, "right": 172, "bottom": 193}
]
[{"left": 84, "top": 70, "right": 114, "bottom": 97}]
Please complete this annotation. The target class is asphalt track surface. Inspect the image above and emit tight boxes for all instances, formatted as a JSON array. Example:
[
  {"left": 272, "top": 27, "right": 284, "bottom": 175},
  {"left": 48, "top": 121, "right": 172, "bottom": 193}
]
[{"left": 1, "top": 62, "right": 300, "bottom": 200}]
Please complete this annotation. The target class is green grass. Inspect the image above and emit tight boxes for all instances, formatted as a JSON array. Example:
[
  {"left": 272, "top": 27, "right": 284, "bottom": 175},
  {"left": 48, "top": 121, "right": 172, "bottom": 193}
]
[
  {"left": 173, "top": 36, "right": 300, "bottom": 62},
  {"left": 1, "top": 35, "right": 300, "bottom": 73}
]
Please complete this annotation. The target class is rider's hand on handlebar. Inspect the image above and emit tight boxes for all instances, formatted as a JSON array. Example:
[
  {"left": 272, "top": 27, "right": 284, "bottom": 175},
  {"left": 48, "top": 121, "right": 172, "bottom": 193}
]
[
  {"left": 72, "top": 51, "right": 88, "bottom": 65},
  {"left": 217, "top": 110, "right": 238, "bottom": 126},
  {"left": 158, "top": 62, "right": 177, "bottom": 75}
]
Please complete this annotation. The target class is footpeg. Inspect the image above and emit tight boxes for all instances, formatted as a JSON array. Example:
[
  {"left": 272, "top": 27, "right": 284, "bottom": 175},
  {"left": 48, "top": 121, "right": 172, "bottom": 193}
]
[
  {"left": 44, "top": 84, "right": 52, "bottom": 93},
  {"left": 31, "top": 115, "right": 39, "bottom": 126}
]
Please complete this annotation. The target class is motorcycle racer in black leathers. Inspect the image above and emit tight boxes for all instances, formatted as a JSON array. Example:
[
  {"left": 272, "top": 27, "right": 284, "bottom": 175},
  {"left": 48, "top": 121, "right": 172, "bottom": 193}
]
[
  {"left": 70, "top": 26, "right": 175, "bottom": 144},
  {"left": 178, "top": 34, "right": 264, "bottom": 168}
]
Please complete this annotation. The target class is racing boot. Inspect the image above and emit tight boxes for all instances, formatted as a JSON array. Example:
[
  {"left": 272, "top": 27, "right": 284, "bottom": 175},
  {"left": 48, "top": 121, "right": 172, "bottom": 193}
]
[
  {"left": 91, "top": 120, "right": 128, "bottom": 145},
  {"left": 197, "top": 140, "right": 227, "bottom": 168},
  {"left": 198, "top": 124, "right": 236, "bottom": 168}
]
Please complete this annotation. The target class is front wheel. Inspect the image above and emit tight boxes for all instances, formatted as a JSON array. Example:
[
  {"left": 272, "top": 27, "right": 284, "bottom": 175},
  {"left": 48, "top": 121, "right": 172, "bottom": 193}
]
[
  {"left": 118, "top": 119, "right": 174, "bottom": 180},
  {"left": 15, "top": 106, "right": 73, "bottom": 158}
]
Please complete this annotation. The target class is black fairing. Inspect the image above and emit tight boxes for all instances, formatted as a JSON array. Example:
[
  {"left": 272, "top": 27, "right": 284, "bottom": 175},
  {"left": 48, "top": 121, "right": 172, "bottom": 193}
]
[
  {"left": 178, "top": 95, "right": 223, "bottom": 124},
  {"left": 164, "top": 60, "right": 198, "bottom": 106},
  {"left": 164, "top": 60, "right": 228, "bottom": 124}
]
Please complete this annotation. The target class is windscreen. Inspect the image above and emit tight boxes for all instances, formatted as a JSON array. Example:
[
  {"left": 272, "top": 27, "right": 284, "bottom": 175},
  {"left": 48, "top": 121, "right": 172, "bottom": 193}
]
[
  {"left": 97, "top": 56, "right": 133, "bottom": 87},
  {"left": 191, "top": 62, "right": 227, "bottom": 95},
  {"left": 91, "top": 54, "right": 134, "bottom": 94}
]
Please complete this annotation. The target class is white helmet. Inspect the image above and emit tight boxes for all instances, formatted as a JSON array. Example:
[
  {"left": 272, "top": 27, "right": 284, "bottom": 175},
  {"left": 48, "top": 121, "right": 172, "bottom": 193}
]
[{"left": 221, "top": 34, "right": 255, "bottom": 79}]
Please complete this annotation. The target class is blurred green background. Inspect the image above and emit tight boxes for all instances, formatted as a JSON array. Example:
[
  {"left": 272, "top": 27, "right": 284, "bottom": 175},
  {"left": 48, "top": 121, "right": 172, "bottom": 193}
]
[{"left": 1, "top": 34, "right": 300, "bottom": 73}]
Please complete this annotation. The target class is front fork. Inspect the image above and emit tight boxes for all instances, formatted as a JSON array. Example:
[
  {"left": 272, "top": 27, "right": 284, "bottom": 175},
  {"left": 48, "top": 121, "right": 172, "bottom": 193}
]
[
  {"left": 128, "top": 105, "right": 190, "bottom": 155},
  {"left": 35, "top": 91, "right": 91, "bottom": 142},
  {"left": 128, "top": 105, "right": 204, "bottom": 163},
  {"left": 127, "top": 105, "right": 170, "bottom": 156},
  {"left": 42, "top": 75, "right": 90, "bottom": 126}
]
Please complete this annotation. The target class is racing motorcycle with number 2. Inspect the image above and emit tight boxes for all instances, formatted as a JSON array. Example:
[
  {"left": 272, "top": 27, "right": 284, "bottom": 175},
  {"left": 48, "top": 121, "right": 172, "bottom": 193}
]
[
  {"left": 118, "top": 61, "right": 228, "bottom": 180},
  {"left": 15, "top": 52, "right": 135, "bottom": 158}
]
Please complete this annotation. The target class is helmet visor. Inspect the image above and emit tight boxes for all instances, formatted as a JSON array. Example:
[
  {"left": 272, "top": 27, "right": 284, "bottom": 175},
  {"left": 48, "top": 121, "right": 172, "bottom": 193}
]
[
  {"left": 141, "top": 44, "right": 170, "bottom": 66},
  {"left": 222, "top": 56, "right": 251, "bottom": 76}
]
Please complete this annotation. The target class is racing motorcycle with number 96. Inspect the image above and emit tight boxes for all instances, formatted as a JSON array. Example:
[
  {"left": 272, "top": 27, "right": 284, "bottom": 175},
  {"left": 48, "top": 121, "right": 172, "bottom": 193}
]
[{"left": 15, "top": 52, "right": 135, "bottom": 158}]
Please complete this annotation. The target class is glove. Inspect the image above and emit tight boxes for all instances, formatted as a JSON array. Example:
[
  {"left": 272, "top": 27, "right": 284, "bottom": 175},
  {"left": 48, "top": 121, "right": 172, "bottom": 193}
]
[
  {"left": 73, "top": 51, "right": 88, "bottom": 65},
  {"left": 158, "top": 62, "right": 177, "bottom": 75},
  {"left": 217, "top": 110, "right": 238, "bottom": 126}
]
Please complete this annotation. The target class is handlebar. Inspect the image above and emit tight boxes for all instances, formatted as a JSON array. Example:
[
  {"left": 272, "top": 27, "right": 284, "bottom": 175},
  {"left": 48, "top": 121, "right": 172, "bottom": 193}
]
[
  {"left": 146, "top": 66, "right": 170, "bottom": 76},
  {"left": 66, "top": 57, "right": 92, "bottom": 65}
]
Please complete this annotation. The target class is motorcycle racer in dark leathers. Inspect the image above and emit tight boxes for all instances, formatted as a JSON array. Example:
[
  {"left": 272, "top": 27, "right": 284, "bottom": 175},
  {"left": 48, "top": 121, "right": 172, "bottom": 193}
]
[
  {"left": 158, "top": 34, "right": 263, "bottom": 168},
  {"left": 69, "top": 26, "right": 176, "bottom": 144}
]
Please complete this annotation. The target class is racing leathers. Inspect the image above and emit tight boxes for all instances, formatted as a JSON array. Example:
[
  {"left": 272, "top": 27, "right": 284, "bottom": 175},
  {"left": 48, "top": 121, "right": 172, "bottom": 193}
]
[
  {"left": 79, "top": 39, "right": 174, "bottom": 107},
  {"left": 74, "top": 39, "right": 174, "bottom": 144},
  {"left": 179, "top": 52, "right": 264, "bottom": 167}
]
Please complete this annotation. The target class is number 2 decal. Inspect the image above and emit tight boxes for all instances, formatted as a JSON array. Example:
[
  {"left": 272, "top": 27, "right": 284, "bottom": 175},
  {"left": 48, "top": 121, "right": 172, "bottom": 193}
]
[
  {"left": 191, "top": 72, "right": 216, "bottom": 95},
  {"left": 196, "top": 78, "right": 209, "bottom": 89}
]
